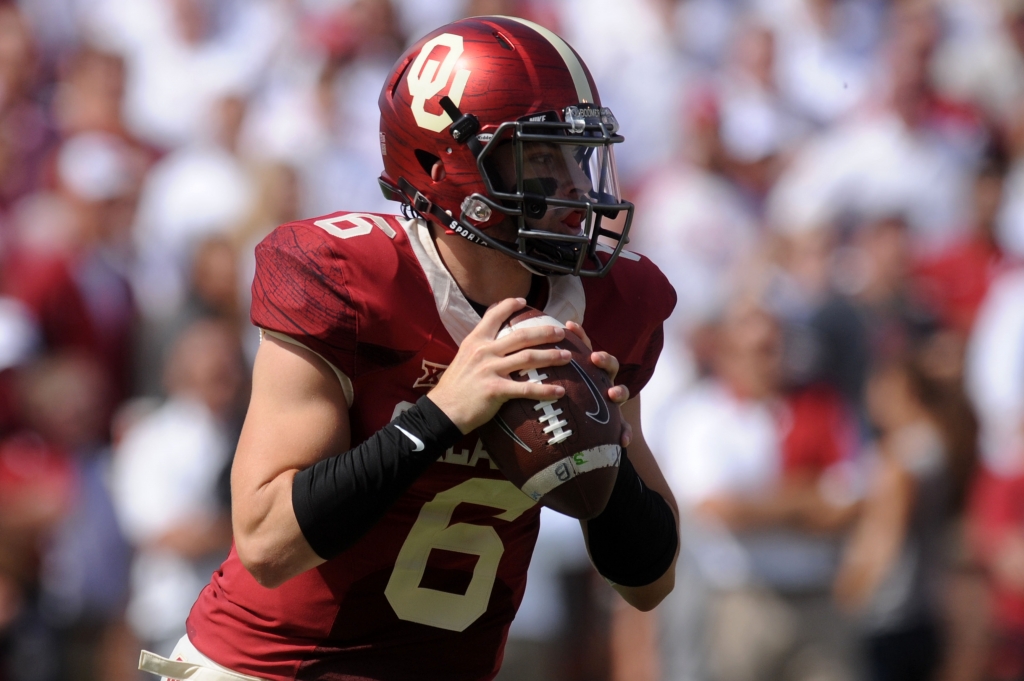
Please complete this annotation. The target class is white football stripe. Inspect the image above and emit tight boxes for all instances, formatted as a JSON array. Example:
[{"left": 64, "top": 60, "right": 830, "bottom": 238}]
[
  {"left": 520, "top": 445, "right": 620, "bottom": 501},
  {"left": 498, "top": 16, "right": 594, "bottom": 104}
]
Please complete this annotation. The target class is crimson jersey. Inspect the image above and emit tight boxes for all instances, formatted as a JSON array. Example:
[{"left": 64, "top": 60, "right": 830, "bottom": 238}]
[{"left": 187, "top": 212, "right": 675, "bottom": 681}]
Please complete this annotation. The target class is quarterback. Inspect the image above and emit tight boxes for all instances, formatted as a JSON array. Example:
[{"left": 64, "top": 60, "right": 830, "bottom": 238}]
[{"left": 140, "top": 15, "right": 679, "bottom": 681}]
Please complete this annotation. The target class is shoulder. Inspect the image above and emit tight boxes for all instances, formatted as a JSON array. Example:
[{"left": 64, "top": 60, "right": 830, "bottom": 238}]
[
  {"left": 251, "top": 212, "right": 433, "bottom": 379},
  {"left": 584, "top": 246, "right": 676, "bottom": 329},
  {"left": 579, "top": 247, "right": 676, "bottom": 394},
  {"left": 251, "top": 210, "right": 414, "bottom": 322},
  {"left": 255, "top": 211, "right": 409, "bottom": 273}
]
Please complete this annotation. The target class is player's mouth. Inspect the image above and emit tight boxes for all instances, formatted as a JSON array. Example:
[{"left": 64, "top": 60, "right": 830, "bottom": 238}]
[{"left": 560, "top": 211, "right": 584, "bottom": 233}]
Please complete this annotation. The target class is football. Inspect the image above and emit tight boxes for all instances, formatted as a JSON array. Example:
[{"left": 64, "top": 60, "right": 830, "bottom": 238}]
[{"left": 478, "top": 306, "right": 622, "bottom": 519}]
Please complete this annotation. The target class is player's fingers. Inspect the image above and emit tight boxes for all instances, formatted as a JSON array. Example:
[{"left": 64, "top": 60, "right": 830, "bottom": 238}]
[
  {"left": 620, "top": 418, "right": 633, "bottom": 448},
  {"left": 608, "top": 383, "right": 630, "bottom": 404},
  {"left": 491, "top": 323, "right": 565, "bottom": 355},
  {"left": 494, "top": 348, "right": 571, "bottom": 376},
  {"left": 473, "top": 297, "right": 527, "bottom": 340},
  {"left": 505, "top": 376, "right": 566, "bottom": 402},
  {"left": 590, "top": 350, "right": 620, "bottom": 383},
  {"left": 564, "top": 321, "right": 593, "bottom": 351}
]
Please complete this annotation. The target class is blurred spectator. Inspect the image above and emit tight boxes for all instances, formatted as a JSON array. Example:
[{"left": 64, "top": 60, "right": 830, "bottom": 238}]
[
  {"left": 0, "top": 433, "right": 73, "bottom": 681},
  {"left": 835, "top": 344, "right": 977, "bottom": 681},
  {"left": 0, "top": 4, "right": 54, "bottom": 212},
  {"left": 913, "top": 140, "right": 1012, "bottom": 337},
  {"left": 16, "top": 354, "right": 132, "bottom": 681},
  {"left": 52, "top": 47, "right": 130, "bottom": 141},
  {"left": 842, "top": 213, "right": 940, "bottom": 366},
  {"left": 768, "top": 2, "right": 982, "bottom": 251},
  {"left": 932, "top": 0, "right": 1024, "bottom": 121},
  {"left": 971, "top": 464, "right": 1024, "bottom": 681},
  {"left": 184, "top": 236, "right": 241, "bottom": 328},
  {"left": 84, "top": 0, "right": 287, "bottom": 150},
  {"left": 661, "top": 296, "right": 859, "bottom": 681},
  {"left": 766, "top": 225, "right": 870, "bottom": 414},
  {"left": 52, "top": 132, "right": 144, "bottom": 400},
  {"left": 0, "top": 236, "right": 96, "bottom": 365},
  {"left": 298, "top": 1, "right": 406, "bottom": 218},
  {"left": 998, "top": 93, "right": 1024, "bottom": 257},
  {"left": 132, "top": 94, "right": 254, "bottom": 322},
  {"left": 630, "top": 83, "right": 761, "bottom": 426},
  {"left": 714, "top": 18, "right": 804, "bottom": 206},
  {"left": 110, "top": 319, "right": 244, "bottom": 658},
  {"left": 755, "top": 0, "right": 879, "bottom": 126}
]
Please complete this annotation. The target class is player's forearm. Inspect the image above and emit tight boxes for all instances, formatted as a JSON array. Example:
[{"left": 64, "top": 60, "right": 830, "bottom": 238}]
[
  {"left": 583, "top": 450, "right": 679, "bottom": 610},
  {"left": 233, "top": 470, "right": 325, "bottom": 588}
]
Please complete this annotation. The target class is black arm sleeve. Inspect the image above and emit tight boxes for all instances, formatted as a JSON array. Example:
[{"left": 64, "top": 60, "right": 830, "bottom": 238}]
[
  {"left": 292, "top": 396, "right": 463, "bottom": 559},
  {"left": 586, "top": 450, "right": 678, "bottom": 587}
]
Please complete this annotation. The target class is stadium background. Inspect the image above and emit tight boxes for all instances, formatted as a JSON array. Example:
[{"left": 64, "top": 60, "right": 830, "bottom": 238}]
[{"left": 1, "top": 0, "right": 1023, "bottom": 679}]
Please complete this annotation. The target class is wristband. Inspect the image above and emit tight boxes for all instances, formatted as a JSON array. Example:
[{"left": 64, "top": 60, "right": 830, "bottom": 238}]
[
  {"left": 586, "top": 449, "right": 678, "bottom": 587},
  {"left": 292, "top": 396, "right": 463, "bottom": 559}
]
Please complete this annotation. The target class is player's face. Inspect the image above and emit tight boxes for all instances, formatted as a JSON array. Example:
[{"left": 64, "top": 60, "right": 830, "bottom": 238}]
[{"left": 490, "top": 141, "right": 594, "bottom": 236}]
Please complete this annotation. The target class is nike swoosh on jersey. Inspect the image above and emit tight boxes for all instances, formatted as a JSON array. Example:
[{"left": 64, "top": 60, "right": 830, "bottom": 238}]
[
  {"left": 395, "top": 425, "right": 425, "bottom": 451},
  {"left": 568, "top": 358, "right": 611, "bottom": 424}
]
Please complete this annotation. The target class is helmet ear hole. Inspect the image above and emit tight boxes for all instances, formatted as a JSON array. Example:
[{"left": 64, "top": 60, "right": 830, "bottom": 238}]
[{"left": 414, "top": 149, "right": 441, "bottom": 177}]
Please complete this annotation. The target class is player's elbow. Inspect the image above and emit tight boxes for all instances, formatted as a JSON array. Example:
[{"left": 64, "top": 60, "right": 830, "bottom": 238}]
[
  {"left": 235, "top": 536, "right": 295, "bottom": 589},
  {"left": 635, "top": 570, "right": 676, "bottom": 611}
]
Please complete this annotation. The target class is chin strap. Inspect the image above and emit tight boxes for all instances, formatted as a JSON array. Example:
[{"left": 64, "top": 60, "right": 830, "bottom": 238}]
[
  {"left": 391, "top": 176, "right": 605, "bottom": 277},
  {"left": 396, "top": 176, "right": 494, "bottom": 248}
]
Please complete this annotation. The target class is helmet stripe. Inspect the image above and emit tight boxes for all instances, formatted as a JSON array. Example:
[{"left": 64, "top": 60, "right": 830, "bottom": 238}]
[{"left": 497, "top": 16, "right": 594, "bottom": 104}]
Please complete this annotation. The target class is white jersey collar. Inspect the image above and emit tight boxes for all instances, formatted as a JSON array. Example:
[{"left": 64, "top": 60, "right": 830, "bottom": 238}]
[{"left": 401, "top": 217, "right": 586, "bottom": 345}]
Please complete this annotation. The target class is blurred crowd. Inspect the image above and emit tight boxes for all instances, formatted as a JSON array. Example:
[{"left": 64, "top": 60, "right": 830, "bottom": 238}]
[{"left": 0, "top": 0, "right": 1020, "bottom": 680}]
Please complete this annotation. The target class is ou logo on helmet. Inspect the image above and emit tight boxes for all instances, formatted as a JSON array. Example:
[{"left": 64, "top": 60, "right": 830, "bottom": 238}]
[{"left": 407, "top": 33, "right": 472, "bottom": 132}]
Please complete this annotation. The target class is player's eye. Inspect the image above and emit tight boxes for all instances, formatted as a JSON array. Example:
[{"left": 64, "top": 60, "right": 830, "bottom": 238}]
[{"left": 528, "top": 153, "right": 557, "bottom": 168}]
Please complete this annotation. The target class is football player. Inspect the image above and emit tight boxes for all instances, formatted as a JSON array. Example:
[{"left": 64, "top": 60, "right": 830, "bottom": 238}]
[{"left": 139, "top": 16, "right": 679, "bottom": 681}]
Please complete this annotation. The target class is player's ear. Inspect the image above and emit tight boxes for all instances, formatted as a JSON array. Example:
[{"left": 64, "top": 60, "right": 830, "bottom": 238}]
[{"left": 431, "top": 160, "right": 446, "bottom": 182}]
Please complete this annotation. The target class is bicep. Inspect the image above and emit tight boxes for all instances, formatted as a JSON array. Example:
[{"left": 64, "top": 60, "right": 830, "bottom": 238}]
[
  {"left": 230, "top": 334, "right": 352, "bottom": 582},
  {"left": 233, "top": 334, "right": 351, "bottom": 497}
]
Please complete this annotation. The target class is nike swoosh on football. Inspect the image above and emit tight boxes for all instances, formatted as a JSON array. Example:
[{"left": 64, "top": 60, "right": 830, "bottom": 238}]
[
  {"left": 495, "top": 415, "right": 532, "bottom": 452},
  {"left": 395, "top": 425, "right": 425, "bottom": 451},
  {"left": 568, "top": 358, "right": 611, "bottom": 424}
]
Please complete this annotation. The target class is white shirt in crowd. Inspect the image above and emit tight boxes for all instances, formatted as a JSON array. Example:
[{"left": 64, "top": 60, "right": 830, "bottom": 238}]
[
  {"left": 110, "top": 397, "right": 231, "bottom": 644},
  {"left": 661, "top": 381, "right": 841, "bottom": 592},
  {"left": 966, "top": 269, "right": 1024, "bottom": 476}
]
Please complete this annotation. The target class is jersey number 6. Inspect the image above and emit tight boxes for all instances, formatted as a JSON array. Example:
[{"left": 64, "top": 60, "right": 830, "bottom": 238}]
[{"left": 385, "top": 478, "right": 535, "bottom": 631}]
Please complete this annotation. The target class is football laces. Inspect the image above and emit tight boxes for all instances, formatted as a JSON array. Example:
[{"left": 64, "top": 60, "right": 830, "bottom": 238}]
[{"left": 519, "top": 368, "right": 573, "bottom": 445}]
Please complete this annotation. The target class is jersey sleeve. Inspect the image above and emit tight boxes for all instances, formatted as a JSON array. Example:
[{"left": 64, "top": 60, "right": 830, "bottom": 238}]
[
  {"left": 250, "top": 222, "right": 358, "bottom": 379},
  {"left": 600, "top": 255, "right": 677, "bottom": 397}
]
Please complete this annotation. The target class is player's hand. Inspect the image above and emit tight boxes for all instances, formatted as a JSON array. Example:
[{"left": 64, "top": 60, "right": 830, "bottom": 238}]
[
  {"left": 428, "top": 297, "right": 571, "bottom": 434},
  {"left": 565, "top": 321, "right": 632, "bottom": 448}
]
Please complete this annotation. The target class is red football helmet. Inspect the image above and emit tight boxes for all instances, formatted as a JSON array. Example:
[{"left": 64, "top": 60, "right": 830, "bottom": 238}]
[{"left": 378, "top": 15, "right": 632, "bottom": 277}]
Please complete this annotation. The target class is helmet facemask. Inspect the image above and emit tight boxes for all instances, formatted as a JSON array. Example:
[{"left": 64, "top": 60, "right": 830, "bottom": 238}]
[{"left": 460, "top": 106, "right": 634, "bottom": 277}]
